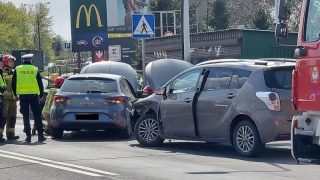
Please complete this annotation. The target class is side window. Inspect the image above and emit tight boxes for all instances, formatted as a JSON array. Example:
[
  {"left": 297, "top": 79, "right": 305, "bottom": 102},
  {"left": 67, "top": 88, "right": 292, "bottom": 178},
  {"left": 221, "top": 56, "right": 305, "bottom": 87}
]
[
  {"left": 171, "top": 69, "right": 201, "bottom": 94},
  {"left": 120, "top": 79, "right": 135, "bottom": 99},
  {"left": 304, "top": 0, "right": 320, "bottom": 42},
  {"left": 230, "top": 69, "right": 252, "bottom": 89},
  {"left": 203, "top": 68, "right": 234, "bottom": 91}
]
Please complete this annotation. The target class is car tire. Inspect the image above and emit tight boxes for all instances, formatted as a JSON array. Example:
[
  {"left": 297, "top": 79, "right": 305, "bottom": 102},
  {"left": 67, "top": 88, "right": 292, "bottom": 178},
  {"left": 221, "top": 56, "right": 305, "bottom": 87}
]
[
  {"left": 119, "top": 126, "right": 131, "bottom": 139},
  {"left": 232, "top": 120, "right": 265, "bottom": 157},
  {"left": 134, "top": 114, "right": 164, "bottom": 147},
  {"left": 51, "top": 126, "right": 64, "bottom": 139}
]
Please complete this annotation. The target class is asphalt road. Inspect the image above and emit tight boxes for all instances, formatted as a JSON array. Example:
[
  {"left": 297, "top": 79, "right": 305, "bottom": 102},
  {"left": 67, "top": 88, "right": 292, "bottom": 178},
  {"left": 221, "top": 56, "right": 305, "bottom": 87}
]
[{"left": 0, "top": 105, "right": 318, "bottom": 180}]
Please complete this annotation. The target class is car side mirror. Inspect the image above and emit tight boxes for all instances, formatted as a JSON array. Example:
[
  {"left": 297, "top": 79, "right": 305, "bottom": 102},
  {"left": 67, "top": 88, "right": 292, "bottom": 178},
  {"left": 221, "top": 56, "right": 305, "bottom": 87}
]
[
  {"left": 275, "top": 23, "right": 289, "bottom": 39},
  {"left": 294, "top": 47, "right": 307, "bottom": 58}
]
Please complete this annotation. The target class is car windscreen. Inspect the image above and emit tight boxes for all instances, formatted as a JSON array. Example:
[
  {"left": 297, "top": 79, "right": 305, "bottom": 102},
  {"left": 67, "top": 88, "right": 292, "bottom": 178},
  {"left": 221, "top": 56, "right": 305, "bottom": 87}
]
[
  {"left": 264, "top": 67, "right": 294, "bottom": 90},
  {"left": 60, "top": 78, "right": 119, "bottom": 93}
]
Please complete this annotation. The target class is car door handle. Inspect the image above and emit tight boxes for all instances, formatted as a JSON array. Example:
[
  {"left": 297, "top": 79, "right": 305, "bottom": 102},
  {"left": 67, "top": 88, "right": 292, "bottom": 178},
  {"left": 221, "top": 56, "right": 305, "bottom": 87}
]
[
  {"left": 226, "top": 93, "right": 236, "bottom": 99},
  {"left": 184, "top": 98, "right": 192, "bottom": 103}
]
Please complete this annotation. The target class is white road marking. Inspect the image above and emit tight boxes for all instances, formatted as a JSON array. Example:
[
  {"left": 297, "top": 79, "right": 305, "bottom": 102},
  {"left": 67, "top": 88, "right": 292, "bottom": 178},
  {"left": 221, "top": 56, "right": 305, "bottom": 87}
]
[
  {"left": 0, "top": 150, "right": 119, "bottom": 176},
  {"left": 0, "top": 154, "right": 102, "bottom": 177}
]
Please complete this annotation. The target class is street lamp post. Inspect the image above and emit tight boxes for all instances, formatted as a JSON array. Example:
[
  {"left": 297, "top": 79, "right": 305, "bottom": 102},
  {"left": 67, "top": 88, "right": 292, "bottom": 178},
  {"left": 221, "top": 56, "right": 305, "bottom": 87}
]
[
  {"left": 37, "top": 2, "right": 50, "bottom": 50},
  {"left": 24, "top": 2, "right": 50, "bottom": 50}
]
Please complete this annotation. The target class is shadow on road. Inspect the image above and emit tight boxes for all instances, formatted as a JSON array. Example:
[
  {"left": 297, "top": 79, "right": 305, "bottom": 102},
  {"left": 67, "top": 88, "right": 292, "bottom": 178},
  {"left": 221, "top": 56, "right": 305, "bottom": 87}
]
[
  {"left": 1, "top": 139, "right": 47, "bottom": 146},
  {"left": 129, "top": 141, "right": 296, "bottom": 165},
  {"left": 52, "top": 130, "right": 136, "bottom": 143}
]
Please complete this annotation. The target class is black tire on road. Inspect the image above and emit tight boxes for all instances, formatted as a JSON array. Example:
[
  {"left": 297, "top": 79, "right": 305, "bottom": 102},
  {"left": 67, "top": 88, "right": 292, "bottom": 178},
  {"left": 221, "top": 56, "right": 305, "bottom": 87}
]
[
  {"left": 134, "top": 114, "right": 164, "bottom": 147},
  {"left": 232, "top": 120, "right": 265, "bottom": 157},
  {"left": 51, "top": 126, "right": 64, "bottom": 139}
]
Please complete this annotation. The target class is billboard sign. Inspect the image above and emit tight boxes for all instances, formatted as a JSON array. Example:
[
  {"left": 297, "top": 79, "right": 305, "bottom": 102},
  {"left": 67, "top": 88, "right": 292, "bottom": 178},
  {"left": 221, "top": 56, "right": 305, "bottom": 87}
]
[{"left": 70, "top": 0, "right": 108, "bottom": 52}]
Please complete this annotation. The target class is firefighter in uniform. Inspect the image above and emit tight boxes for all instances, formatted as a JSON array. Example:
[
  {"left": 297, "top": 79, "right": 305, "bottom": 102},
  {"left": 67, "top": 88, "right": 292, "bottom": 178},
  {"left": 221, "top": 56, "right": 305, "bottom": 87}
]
[
  {"left": 0, "top": 55, "right": 8, "bottom": 142},
  {"left": 0, "top": 55, "right": 19, "bottom": 140},
  {"left": 12, "top": 54, "right": 45, "bottom": 142},
  {"left": 42, "top": 77, "right": 65, "bottom": 135}
]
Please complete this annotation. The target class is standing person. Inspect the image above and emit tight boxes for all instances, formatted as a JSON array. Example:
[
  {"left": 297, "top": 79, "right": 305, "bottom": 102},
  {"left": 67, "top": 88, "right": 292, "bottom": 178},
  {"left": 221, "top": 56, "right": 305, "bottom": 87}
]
[
  {"left": 11, "top": 54, "right": 45, "bottom": 142},
  {"left": 41, "top": 77, "right": 65, "bottom": 135},
  {"left": 0, "top": 55, "right": 19, "bottom": 140},
  {"left": 0, "top": 54, "right": 7, "bottom": 142}
]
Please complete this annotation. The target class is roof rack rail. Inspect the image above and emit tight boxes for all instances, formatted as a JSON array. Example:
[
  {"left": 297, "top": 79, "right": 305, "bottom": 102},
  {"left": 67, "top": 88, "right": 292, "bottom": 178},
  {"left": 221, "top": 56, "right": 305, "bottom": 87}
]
[
  {"left": 196, "top": 58, "right": 296, "bottom": 66},
  {"left": 255, "top": 58, "right": 296, "bottom": 63}
]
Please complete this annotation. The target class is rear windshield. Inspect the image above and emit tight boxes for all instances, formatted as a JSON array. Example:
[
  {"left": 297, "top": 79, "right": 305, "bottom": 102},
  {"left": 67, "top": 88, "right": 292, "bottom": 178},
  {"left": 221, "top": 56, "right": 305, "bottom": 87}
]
[
  {"left": 264, "top": 67, "right": 294, "bottom": 90},
  {"left": 60, "top": 78, "right": 118, "bottom": 93}
]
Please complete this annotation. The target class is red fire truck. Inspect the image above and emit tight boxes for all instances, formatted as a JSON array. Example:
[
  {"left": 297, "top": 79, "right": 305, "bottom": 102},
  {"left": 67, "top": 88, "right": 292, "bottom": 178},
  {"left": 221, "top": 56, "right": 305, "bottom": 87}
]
[{"left": 275, "top": 0, "right": 320, "bottom": 163}]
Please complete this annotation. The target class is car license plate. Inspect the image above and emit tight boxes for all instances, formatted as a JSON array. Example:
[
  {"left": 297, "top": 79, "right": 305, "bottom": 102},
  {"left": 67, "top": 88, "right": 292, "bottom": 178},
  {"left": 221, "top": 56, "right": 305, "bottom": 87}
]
[{"left": 75, "top": 114, "right": 99, "bottom": 120}]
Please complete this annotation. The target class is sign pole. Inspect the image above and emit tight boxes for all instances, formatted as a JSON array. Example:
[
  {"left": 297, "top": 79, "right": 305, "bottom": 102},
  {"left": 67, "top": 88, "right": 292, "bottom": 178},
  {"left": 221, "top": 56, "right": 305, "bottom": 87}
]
[
  {"left": 132, "top": 14, "right": 155, "bottom": 88},
  {"left": 142, "top": 39, "right": 146, "bottom": 87},
  {"left": 77, "top": 52, "right": 81, "bottom": 68},
  {"left": 182, "top": 0, "right": 190, "bottom": 61}
]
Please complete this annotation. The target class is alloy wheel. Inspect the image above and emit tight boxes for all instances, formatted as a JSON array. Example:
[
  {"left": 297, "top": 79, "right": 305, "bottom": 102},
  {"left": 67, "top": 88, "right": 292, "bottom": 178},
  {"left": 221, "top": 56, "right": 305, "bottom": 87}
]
[
  {"left": 236, "top": 125, "right": 254, "bottom": 153},
  {"left": 138, "top": 118, "right": 159, "bottom": 142}
]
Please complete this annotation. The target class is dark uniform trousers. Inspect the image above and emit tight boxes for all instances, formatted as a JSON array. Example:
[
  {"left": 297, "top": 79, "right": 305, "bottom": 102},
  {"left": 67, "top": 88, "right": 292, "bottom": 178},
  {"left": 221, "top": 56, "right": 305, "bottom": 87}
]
[
  {"left": 20, "top": 94, "right": 43, "bottom": 136},
  {"left": 0, "top": 96, "right": 4, "bottom": 136}
]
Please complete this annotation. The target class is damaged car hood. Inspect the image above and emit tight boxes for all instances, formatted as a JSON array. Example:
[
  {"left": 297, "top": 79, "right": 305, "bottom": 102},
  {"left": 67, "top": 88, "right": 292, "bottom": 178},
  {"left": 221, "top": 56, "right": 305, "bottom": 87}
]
[
  {"left": 145, "top": 58, "right": 194, "bottom": 89},
  {"left": 80, "top": 61, "right": 139, "bottom": 91}
]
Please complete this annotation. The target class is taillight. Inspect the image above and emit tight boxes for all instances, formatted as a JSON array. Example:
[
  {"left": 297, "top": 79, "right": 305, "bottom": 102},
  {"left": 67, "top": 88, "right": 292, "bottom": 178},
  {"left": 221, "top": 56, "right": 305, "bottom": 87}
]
[
  {"left": 104, "top": 97, "right": 125, "bottom": 104},
  {"left": 256, "top": 92, "right": 281, "bottom": 111},
  {"left": 269, "top": 93, "right": 277, "bottom": 101},
  {"left": 293, "top": 117, "right": 298, "bottom": 128},
  {"left": 54, "top": 96, "right": 71, "bottom": 103}
]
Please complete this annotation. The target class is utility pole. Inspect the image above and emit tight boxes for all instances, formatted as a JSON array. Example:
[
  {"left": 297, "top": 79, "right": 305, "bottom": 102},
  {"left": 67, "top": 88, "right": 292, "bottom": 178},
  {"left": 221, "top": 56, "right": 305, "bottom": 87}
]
[
  {"left": 37, "top": 13, "right": 41, "bottom": 50},
  {"left": 181, "top": 0, "right": 190, "bottom": 61},
  {"left": 206, "top": 0, "right": 209, "bottom": 31},
  {"left": 36, "top": 2, "right": 50, "bottom": 50}
]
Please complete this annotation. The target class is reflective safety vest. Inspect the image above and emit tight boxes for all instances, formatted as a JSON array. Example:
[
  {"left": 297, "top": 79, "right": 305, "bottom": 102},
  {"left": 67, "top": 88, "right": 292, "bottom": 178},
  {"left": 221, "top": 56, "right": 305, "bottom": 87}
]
[
  {"left": 3, "top": 68, "right": 14, "bottom": 99},
  {"left": 42, "top": 87, "right": 59, "bottom": 114},
  {"left": 16, "top": 65, "right": 40, "bottom": 95},
  {"left": 0, "top": 69, "right": 6, "bottom": 96}
]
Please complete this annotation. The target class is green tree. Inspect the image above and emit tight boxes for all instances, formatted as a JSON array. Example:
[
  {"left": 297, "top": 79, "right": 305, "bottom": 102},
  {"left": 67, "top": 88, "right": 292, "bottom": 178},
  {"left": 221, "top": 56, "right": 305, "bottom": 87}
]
[
  {"left": 0, "top": 2, "right": 30, "bottom": 53},
  {"left": 253, "top": 8, "right": 270, "bottom": 30},
  {"left": 210, "top": 0, "right": 230, "bottom": 30},
  {"left": 52, "top": 35, "right": 64, "bottom": 56},
  {"left": 32, "top": 2, "right": 55, "bottom": 60}
]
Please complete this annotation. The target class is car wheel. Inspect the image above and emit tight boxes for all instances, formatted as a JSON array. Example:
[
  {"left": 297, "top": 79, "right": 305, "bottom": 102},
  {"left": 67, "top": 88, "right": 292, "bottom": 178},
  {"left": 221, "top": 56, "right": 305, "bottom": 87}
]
[
  {"left": 119, "top": 126, "right": 131, "bottom": 139},
  {"left": 134, "top": 114, "right": 164, "bottom": 147},
  {"left": 51, "top": 126, "right": 64, "bottom": 139},
  {"left": 233, "top": 120, "right": 265, "bottom": 157}
]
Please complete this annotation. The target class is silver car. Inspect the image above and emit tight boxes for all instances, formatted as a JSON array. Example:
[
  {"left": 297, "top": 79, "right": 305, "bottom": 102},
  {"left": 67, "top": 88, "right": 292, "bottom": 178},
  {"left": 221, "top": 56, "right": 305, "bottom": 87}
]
[
  {"left": 50, "top": 73, "right": 137, "bottom": 139},
  {"left": 130, "top": 58, "right": 299, "bottom": 157}
]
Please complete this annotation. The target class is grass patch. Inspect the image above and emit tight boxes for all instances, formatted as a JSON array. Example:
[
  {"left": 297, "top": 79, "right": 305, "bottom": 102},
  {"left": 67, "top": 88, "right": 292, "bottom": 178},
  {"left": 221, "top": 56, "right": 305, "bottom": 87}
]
[{"left": 40, "top": 70, "right": 49, "bottom": 76}]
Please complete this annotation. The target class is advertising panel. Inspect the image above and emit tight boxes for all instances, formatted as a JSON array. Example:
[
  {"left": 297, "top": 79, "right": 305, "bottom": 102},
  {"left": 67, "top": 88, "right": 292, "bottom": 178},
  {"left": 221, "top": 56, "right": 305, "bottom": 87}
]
[
  {"left": 70, "top": 0, "right": 109, "bottom": 52},
  {"left": 108, "top": 45, "right": 121, "bottom": 61},
  {"left": 105, "top": 0, "right": 148, "bottom": 65},
  {"left": 107, "top": 0, "right": 149, "bottom": 28}
]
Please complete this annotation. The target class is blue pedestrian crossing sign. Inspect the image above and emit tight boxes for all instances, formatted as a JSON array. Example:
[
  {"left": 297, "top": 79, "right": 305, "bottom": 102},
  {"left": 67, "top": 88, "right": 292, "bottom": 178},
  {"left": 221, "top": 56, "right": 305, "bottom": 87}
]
[
  {"left": 132, "top": 14, "right": 155, "bottom": 39},
  {"left": 65, "top": 43, "right": 71, "bottom": 49}
]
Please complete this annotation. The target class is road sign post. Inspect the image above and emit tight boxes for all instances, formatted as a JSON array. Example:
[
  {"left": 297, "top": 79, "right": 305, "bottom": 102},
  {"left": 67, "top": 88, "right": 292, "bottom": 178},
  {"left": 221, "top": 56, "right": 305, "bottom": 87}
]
[{"left": 132, "top": 14, "right": 155, "bottom": 88}]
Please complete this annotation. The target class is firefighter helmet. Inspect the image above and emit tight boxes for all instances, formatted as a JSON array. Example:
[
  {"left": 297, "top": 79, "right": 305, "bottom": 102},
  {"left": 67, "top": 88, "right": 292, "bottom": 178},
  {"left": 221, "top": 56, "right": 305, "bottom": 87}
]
[
  {"left": 3, "top": 54, "right": 15, "bottom": 67},
  {"left": 54, "top": 77, "right": 65, "bottom": 88}
]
